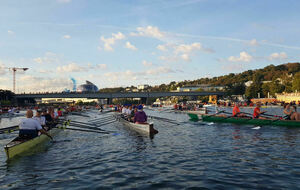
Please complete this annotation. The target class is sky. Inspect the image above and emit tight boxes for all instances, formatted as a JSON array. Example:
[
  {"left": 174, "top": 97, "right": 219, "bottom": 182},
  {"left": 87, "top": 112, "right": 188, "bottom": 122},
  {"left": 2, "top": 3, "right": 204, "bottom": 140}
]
[{"left": 0, "top": 0, "right": 300, "bottom": 93}]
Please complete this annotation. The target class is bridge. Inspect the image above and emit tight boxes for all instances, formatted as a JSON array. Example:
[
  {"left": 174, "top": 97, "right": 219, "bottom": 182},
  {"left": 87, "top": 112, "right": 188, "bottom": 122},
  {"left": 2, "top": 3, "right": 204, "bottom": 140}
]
[{"left": 14, "top": 91, "right": 225, "bottom": 104}]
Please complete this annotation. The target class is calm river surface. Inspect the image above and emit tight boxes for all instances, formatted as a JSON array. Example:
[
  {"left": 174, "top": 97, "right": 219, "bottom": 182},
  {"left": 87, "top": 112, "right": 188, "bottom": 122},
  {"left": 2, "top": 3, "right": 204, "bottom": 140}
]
[{"left": 0, "top": 107, "right": 300, "bottom": 189}]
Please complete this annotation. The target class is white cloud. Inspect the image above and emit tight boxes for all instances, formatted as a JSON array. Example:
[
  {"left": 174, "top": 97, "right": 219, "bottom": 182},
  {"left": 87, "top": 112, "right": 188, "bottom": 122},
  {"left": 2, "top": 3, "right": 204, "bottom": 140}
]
[
  {"left": 248, "top": 39, "right": 259, "bottom": 46},
  {"left": 100, "top": 32, "right": 125, "bottom": 51},
  {"left": 16, "top": 75, "right": 73, "bottom": 93},
  {"left": 174, "top": 43, "right": 201, "bottom": 54},
  {"left": 221, "top": 63, "right": 245, "bottom": 71},
  {"left": 158, "top": 42, "right": 212, "bottom": 62},
  {"left": 269, "top": 52, "right": 287, "bottom": 60},
  {"left": 125, "top": 41, "right": 137, "bottom": 50},
  {"left": 145, "top": 66, "right": 174, "bottom": 75},
  {"left": 57, "top": 63, "right": 87, "bottom": 73},
  {"left": 7, "top": 30, "right": 15, "bottom": 35},
  {"left": 0, "top": 62, "right": 6, "bottom": 75},
  {"left": 157, "top": 44, "right": 168, "bottom": 51},
  {"left": 228, "top": 51, "right": 252, "bottom": 62},
  {"left": 142, "top": 60, "right": 153, "bottom": 67},
  {"left": 63, "top": 35, "right": 71, "bottom": 39},
  {"left": 130, "top": 26, "right": 164, "bottom": 39},
  {"left": 38, "top": 69, "right": 53, "bottom": 74},
  {"left": 33, "top": 52, "right": 60, "bottom": 64},
  {"left": 181, "top": 54, "right": 190, "bottom": 62},
  {"left": 103, "top": 66, "right": 174, "bottom": 82},
  {"left": 57, "top": 0, "right": 72, "bottom": 3},
  {"left": 96, "top": 64, "right": 107, "bottom": 69}
]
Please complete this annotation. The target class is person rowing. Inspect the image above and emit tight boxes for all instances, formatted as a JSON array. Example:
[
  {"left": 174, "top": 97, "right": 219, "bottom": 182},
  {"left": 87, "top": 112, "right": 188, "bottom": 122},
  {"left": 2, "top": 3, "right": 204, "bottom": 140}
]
[
  {"left": 134, "top": 105, "right": 147, "bottom": 124},
  {"left": 19, "top": 109, "right": 53, "bottom": 140},
  {"left": 253, "top": 102, "right": 267, "bottom": 119},
  {"left": 232, "top": 102, "right": 246, "bottom": 117},
  {"left": 284, "top": 103, "right": 300, "bottom": 121},
  {"left": 33, "top": 109, "right": 46, "bottom": 128}
]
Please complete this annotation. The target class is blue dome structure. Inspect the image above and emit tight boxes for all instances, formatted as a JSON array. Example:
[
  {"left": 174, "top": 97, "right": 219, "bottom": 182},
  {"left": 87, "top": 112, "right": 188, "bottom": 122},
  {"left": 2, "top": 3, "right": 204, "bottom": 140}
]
[{"left": 77, "top": 81, "right": 98, "bottom": 92}]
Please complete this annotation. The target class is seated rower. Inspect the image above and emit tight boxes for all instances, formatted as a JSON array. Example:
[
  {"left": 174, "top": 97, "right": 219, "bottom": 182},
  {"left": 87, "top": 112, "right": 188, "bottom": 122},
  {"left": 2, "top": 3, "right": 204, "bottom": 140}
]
[
  {"left": 292, "top": 106, "right": 300, "bottom": 121},
  {"left": 134, "top": 105, "right": 147, "bottom": 124},
  {"left": 33, "top": 109, "right": 46, "bottom": 129},
  {"left": 19, "top": 109, "right": 53, "bottom": 140},
  {"left": 232, "top": 103, "right": 246, "bottom": 117},
  {"left": 284, "top": 104, "right": 300, "bottom": 121},
  {"left": 130, "top": 106, "right": 138, "bottom": 122},
  {"left": 253, "top": 102, "right": 267, "bottom": 119},
  {"left": 126, "top": 105, "right": 133, "bottom": 121}
]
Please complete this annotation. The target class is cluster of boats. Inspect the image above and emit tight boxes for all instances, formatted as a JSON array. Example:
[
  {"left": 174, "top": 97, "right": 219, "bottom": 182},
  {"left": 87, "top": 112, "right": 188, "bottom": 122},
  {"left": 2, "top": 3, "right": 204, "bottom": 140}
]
[{"left": 2, "top": 110, "right": 159, "bottom": 160}]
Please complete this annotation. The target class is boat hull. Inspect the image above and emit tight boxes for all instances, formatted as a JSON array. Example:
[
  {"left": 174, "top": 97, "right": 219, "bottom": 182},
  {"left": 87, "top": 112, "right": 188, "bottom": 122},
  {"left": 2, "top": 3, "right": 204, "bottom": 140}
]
[
  {"left": 4, "top": 127, "right": 61, "bottom": 160},
  {"left": 114, "top": 114, "right": 158, "bottom": 135},
  {"left": 200, "top": 114, "right": 300, "bottom": 127}
]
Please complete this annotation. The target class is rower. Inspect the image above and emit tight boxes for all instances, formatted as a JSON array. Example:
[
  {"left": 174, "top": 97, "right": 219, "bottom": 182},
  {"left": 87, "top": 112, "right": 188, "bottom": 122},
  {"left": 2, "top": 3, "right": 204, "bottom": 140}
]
[
  {"left": 33, "top": 109, "right": 46, "bottom": 128},
  {"left": 253, "top": 102, "right": 267, "bottom": 119},
  {"left": 126, "top": 105, "right": 133, "bottom": 120},
  {"left": 232, "top": 103, "right": 245, "bottom": 117},
  {"left": 130, "top": 106, "right": 138, "bottom": 122},
  {"left": 134, "top": 105, "right": 147, "bottom": 124},
  {"left": 19, "top": 109, "right": 53, "bottom": 140},
  {"left": 284, "top": 103, "right": 300, "bottom": 121}
]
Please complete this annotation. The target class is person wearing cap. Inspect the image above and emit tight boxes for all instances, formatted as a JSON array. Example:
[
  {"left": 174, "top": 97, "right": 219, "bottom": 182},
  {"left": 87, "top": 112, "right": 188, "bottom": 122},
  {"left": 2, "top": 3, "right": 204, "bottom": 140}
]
[
  {"left": 19, "top": 109, "right": 53, "bottom": 140},
  {"left": 33, "top": 109, "right": 46, "bottom": 128},
  {"left": 134, "top": 105, "right": 147, "bottom": 124},
  {"left": 253, "top": 102, "right": 267, "bottom": 119}
]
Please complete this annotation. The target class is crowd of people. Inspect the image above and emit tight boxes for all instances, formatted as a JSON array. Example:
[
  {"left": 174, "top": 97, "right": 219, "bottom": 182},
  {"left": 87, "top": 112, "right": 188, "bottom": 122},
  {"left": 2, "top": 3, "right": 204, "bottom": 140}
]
[{"left": 16, "top": 106, "right": 84, "bottom": 140}]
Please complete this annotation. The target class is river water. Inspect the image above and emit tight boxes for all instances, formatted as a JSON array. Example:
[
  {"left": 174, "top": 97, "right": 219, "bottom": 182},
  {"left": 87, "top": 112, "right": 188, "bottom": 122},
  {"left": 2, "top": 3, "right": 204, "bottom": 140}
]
[{"left": 0, "top": 107, "right": 300, "bottom": 189}]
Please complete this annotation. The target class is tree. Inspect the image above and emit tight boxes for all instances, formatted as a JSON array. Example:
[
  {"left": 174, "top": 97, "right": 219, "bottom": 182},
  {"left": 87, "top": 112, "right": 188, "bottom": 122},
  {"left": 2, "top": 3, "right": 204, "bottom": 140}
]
[
  {"left": 292, "top": 72, "right": 300, "bottom": 92},
  {"left": 226, "top": 83, "right": 246, "bottom": 95}
]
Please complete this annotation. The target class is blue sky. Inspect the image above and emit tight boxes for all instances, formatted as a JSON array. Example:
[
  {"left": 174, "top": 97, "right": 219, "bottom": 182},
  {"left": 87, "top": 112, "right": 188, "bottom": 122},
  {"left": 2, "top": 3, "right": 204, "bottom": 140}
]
[{"left": 0, "top": 0, "right": 300, "bottom": 92}]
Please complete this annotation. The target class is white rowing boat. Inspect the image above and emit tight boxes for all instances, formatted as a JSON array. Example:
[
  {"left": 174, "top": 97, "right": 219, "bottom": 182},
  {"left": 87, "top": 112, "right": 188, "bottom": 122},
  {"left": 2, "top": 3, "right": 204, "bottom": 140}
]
[{"left": 114, "top": 113, "right": 158, "bottom": 135}]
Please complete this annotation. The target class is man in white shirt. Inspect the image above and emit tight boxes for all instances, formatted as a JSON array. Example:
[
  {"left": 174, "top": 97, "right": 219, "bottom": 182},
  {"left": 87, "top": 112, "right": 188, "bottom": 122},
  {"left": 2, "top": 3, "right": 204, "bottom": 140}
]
[
  {"left": 19, "top": 109, "right": 53, "bottom": 140},
  {"left": 33, "top": 109, "right": 46, "bottom": 127},
  {"left": 122, "top": 105, "right": 128, "bottom": 115}
]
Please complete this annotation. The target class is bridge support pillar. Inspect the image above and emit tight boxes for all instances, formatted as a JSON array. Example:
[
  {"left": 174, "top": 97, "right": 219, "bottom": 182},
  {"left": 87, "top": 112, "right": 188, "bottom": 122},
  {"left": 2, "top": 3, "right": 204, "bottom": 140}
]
[
  {"left": 107, "top": 98, "right": 113, "bottom": 105},
  {"left": 141, "top": 97, "right": 149, "bottom": 105}
]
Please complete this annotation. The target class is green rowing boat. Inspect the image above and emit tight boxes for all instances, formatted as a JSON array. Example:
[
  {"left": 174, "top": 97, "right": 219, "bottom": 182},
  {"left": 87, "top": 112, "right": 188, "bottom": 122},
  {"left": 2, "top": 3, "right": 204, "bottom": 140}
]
[{"left": 188, "top": 113, "right": 300, "bottom": 127}]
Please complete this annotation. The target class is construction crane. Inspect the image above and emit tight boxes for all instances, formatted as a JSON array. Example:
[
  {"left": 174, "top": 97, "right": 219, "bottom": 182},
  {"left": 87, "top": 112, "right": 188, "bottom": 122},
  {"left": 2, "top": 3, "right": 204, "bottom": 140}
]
[{"left": 5, "top": 67, "right": 29, "bottom": 93}]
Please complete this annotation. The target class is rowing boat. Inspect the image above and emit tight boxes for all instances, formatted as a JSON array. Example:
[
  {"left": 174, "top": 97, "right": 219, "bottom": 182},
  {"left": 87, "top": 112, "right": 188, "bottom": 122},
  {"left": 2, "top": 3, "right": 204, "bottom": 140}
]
[
  {"left": 4, "top": 124, "right": 63, "bottom": 160},
  {"left": 188, "top": 113, "right": 300, "bottom": 127},
  {"left": 114, "top": 113, "right": 158, "bottom": 135}
]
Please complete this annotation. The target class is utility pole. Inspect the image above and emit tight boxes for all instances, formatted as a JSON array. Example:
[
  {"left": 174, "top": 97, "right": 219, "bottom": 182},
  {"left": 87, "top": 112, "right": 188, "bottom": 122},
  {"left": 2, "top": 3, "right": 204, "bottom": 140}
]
[{"left": 5, "top": 67, "right": 29, "bottom": 93}]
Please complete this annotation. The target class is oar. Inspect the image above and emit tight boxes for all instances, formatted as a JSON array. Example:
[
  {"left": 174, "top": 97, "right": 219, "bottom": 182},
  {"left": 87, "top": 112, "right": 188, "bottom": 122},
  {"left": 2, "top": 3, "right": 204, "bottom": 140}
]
[
  {"left": 70, "top": 119, "right": 116, "bottom": 127},
  {"left": 90, "top": 117, "right": 115, "bottom": 123},
  {"left": 88, "top": 116, "right": 114, "bottom": 122},
  {"left": 64, "top": 121, "right": 116, "bottom": 133},
  {"left": 56, "top": 126, "right": 110, "bottom": 134},
  {"left": 261, "top": 112, "right": 283, "bottom": 118},
  {"left": 0, "top": 125, "right": 19, "bottom": 134},
  {"left": 70, "top": 112, "right": 90, "bottom": 117}
]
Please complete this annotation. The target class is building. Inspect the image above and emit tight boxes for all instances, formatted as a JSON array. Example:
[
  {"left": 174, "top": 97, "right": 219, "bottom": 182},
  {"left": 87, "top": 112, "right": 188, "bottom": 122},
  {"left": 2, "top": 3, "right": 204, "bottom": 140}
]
[
  {"left": 77, "top": 81, "right": 98, "bottom": 92},
  {"left": 177, "top": 84, "right": 225, "bottom": 92},
  {"left": 137, "top": 84, "right": 150, "bottom": 91}
]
